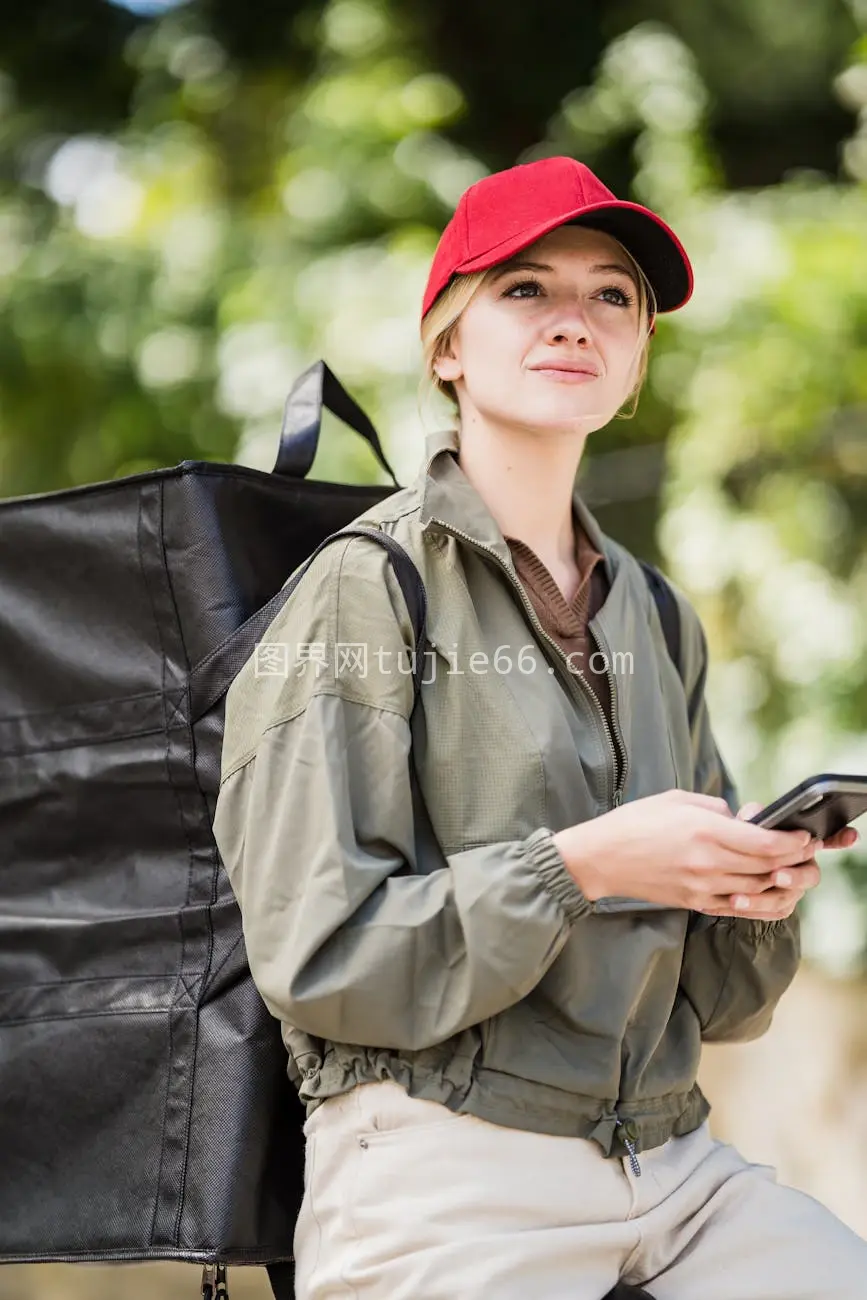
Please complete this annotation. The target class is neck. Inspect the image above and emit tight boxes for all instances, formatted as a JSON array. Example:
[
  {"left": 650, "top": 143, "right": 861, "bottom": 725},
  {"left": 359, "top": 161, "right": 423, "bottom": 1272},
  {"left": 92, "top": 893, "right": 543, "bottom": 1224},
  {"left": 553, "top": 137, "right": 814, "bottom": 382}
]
[{"left": 455, "top": 409, "right": 589, "bottom": 567}]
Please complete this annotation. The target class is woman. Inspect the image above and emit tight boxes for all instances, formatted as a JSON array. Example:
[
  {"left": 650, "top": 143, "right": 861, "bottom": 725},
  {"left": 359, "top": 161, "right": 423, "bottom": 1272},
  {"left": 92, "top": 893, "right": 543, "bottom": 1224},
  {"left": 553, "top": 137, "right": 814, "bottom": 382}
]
[{"left": 212, "top": 156, "right": 867, "bottom": 1299}]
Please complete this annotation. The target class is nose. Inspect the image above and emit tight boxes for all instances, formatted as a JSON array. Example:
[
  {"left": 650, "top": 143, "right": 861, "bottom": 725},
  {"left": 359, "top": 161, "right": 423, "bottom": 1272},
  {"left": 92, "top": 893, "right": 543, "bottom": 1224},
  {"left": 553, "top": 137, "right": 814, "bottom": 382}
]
[{"left": 546, "top": 301, "right": 593, "bottom": 347}]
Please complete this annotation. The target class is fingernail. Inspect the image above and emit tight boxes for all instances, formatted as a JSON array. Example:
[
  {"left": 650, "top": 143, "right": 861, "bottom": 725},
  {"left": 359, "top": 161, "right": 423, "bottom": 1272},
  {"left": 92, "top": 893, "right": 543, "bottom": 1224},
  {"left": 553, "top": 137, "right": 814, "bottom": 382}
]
[
  {"left": 776, "top": 871, "right": 793, "bottom": 887},
  {"left": 733, "top": 895, "right": 751, "bottom": 910}
]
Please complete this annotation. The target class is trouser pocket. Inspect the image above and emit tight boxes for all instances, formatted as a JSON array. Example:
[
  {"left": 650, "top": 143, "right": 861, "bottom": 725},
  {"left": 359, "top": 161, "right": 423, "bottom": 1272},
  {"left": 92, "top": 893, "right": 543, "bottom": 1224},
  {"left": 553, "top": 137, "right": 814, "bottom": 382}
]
[{"left": 354, "top": 1078, "right": 472, "bottom": 1146}]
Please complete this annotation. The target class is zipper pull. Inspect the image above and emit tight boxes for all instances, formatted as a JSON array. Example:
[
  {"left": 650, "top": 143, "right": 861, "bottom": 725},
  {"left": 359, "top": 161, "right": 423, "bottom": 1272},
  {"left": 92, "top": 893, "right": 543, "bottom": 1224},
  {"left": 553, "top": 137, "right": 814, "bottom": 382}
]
[
  {"left": 615, "top": 1116, "right": 642, "bottom": 1177},
  {"left": 201, "top": 1264, "right": 215, "bottom": 1300},
  {"left": 612, "top": 787, "right": 623, "bottom": 808},
  {"left": 215, "top": 1263, "right": 230, "bottom": 1299}
]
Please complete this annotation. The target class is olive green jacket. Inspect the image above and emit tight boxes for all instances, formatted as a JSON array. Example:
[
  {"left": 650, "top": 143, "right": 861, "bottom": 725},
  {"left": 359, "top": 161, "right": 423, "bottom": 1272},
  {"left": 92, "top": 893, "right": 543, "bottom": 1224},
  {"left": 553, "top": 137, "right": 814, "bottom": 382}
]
[{"left": 212, "top": 426, "right": 800, "bottom": 1160}]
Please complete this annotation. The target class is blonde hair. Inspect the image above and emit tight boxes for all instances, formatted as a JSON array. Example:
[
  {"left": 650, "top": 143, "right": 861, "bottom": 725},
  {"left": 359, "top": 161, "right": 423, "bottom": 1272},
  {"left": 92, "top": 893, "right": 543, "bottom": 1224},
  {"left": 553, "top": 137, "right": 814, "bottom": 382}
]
[{"left": 419, "top": 234, "right": 657, "bottom": 425}]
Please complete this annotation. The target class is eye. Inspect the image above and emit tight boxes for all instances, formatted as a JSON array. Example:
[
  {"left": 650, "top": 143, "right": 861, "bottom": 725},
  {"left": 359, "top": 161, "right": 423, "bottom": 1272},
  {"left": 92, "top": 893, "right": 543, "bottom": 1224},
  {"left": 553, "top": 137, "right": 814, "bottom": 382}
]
[
  {"left": 597, "top": 284, "right": 635, "bottom": 308},
  {"left": 502, "top": 277, "right": 544, "bottom": 299}
]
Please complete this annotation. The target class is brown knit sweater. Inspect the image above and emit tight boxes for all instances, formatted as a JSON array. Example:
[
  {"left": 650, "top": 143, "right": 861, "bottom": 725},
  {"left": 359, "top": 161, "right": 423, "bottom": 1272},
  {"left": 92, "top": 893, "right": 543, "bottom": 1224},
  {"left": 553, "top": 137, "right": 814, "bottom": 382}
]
[{"left": 504, "top": 516, "right": 615, "bottom": 755}]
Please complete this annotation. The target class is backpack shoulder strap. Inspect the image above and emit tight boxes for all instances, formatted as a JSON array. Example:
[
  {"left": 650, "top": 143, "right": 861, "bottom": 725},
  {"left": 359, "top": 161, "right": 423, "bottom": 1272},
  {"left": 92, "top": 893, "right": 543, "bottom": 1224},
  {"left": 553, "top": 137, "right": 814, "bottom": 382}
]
[
  {"left": 189, "top": 524, "right": 427, "bottom": 723},
  {"left": 637, "top": 558, "right": 682, "bottom": 682},
  {"left": 343, "top": 525, "right": 428, "bottom": 705}
]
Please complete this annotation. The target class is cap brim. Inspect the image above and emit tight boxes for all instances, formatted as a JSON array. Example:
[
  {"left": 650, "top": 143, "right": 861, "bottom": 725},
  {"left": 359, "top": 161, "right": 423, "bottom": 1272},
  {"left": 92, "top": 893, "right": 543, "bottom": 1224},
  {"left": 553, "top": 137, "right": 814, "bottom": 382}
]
[{"left": 454, "top": 199, "right": 693, "bottom": 314}]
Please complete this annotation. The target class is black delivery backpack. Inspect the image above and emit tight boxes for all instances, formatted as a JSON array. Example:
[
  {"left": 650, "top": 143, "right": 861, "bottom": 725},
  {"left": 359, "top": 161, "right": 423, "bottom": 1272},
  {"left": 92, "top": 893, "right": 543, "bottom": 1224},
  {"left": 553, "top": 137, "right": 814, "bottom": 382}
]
[
  {"left": 0, "top": 358, "right": 673, "bottom": 1300},
  {"left": 0, "top": 361, "right": 430, "bottom": 1300}
]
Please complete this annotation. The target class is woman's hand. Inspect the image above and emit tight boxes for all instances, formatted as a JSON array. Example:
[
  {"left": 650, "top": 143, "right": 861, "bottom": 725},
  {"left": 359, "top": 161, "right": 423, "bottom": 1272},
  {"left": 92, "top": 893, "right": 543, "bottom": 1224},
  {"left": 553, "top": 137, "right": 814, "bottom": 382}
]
[
  {"left": 551, "top": 789, "right": 848, "bottom": 917},
  {"left": 703, "top": 800, "right": 859, "bottom": 922}
]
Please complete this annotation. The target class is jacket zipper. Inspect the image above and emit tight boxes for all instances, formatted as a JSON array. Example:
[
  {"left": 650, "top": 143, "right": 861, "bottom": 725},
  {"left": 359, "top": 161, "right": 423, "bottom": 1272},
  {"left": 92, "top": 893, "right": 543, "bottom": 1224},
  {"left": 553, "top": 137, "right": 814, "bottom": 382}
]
[
  {"left": 614, "top": 1116, "right": 642, "bottom": 1176},
  {"left": 428, "top": 518, "right": 627, "bottom": 809},
  {"left": 430, "top": 518, "right": 640, "bottom": 1154},
  {"left": 590, "top": 620, "right": 630, "bottom": 807}
]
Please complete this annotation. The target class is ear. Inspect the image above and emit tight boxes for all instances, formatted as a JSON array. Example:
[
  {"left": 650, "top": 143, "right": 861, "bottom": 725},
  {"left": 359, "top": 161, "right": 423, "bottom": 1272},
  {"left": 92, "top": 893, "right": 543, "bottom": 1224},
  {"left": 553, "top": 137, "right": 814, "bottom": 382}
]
[{"left": 433, "top": 341, "right": 462, "bottom": 383}]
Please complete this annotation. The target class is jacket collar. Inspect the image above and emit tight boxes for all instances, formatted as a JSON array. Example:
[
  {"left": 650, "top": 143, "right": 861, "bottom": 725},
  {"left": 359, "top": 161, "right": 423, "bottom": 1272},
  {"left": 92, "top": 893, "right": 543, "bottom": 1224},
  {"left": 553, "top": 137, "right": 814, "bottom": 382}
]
[{"left": 415, "top": 426, "right": 615, "bottom": 582}]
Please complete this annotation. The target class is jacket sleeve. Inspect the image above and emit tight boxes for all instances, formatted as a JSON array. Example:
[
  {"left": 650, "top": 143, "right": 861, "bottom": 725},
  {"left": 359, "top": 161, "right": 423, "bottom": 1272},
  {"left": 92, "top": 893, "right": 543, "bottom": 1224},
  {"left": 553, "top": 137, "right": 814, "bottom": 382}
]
[
  {"left": 671, "top": 587, "right": 801, "bottom": 1043},
  {"left": 212, "top": 534, "right": 593, "bottom": 1053}
]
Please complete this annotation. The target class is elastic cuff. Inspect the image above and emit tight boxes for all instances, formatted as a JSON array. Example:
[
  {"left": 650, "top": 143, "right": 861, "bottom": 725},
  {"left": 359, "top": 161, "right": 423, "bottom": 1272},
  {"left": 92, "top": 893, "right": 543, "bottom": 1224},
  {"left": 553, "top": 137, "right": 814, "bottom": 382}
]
[
  {"left": 723, "top": 915, "right": 795, "bottom": 944},
  {"left": 523, "top": 826, "right": 593, "bottom": 924}
]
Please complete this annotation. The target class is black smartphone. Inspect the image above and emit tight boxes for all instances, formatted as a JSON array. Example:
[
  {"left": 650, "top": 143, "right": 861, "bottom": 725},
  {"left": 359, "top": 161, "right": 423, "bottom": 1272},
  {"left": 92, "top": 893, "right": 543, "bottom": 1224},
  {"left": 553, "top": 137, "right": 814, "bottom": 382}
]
[{"left": 748, "top": 773, "right": 867, "bottom": 839}]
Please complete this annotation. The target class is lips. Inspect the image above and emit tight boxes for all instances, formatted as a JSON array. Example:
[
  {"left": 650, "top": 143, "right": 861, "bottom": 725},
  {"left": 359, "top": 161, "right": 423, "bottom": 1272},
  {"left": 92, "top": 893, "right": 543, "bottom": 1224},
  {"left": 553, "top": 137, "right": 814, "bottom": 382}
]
[
  {"left": 529, "top": 363, "right": 599, "bottom": 376},
  {"left": 529, "top": 364, "right": 599, "bottom": 383}
]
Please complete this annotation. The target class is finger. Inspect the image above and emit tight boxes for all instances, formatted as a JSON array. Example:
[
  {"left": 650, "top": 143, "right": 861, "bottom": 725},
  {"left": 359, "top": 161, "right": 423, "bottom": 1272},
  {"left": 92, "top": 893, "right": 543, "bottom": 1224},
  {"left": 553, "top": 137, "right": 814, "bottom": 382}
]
[
  {"left": 701, "top": 889, "right": 804, "bottom": 920},
  {"left": 726, "top": 886, "right": 805, "bottom": 916},
  {"left": 717, "top": 826, "right": 826, "bottom": 868},
  {"left": 717, "top": 819, "right": 821, "bottom": 864},
  {"left": 767, "top": 839, "right": 824, "bottom": 870},
  {"left": 821, "top": 826, "right": 859, "bottom": 851},
  {"left": 672, "top": 792, "right": 735, "bottom": 814},
  {"left": 709, "top": 871, "right": 778, "bottom": 896},
  {"left": 733, "top": 901, "right": 803, "bottom": 921},
  {"left": 736, "top": 801, "right": 765, "bottom": 822},
  {"left": 770, "top": 862, "right": 821, "bottom": 891},
  {"left": 712, "top": 862, "right": 821, "bottom": 897},
  {"left": 701, "top": 838, "right": 821, "bottom": 877}
]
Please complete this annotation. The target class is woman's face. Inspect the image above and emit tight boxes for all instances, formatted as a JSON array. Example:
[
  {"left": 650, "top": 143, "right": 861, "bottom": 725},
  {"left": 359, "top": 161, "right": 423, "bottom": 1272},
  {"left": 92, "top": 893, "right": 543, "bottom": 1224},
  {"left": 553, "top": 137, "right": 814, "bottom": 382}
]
[{"left": 434, "top": 224, "right": 647, "bottom": 436}]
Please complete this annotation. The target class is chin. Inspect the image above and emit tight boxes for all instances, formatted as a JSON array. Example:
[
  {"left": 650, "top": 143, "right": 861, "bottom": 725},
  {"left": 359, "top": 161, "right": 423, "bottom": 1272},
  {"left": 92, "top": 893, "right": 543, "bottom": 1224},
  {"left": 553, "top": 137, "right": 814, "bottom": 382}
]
[
  {"left": 514, "top": 401, "right": 611, "bottom": 433},
  {"left": 471, "top": 395, "right": 612, "bottom": 436}
]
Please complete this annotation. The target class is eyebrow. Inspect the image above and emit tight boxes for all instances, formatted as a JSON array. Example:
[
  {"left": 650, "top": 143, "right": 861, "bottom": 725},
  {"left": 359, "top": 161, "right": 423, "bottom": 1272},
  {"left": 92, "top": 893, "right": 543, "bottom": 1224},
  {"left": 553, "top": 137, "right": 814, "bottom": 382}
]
[
  {"left": 488, "top": 259, "right": 554, "bottom": 280},
  {"left": 589, "top": 261, "right": 639, "bottom": 289},
  {"left": 489, "top": 257, "right": 639, "bottom": 290}
]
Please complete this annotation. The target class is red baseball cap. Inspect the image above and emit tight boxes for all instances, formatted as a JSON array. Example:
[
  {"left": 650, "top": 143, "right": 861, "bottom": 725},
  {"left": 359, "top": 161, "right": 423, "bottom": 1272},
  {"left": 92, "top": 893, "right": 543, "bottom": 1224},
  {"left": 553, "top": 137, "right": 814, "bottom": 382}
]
[{"left": 420, "top": 155, "right": 693, "bottom": 322}]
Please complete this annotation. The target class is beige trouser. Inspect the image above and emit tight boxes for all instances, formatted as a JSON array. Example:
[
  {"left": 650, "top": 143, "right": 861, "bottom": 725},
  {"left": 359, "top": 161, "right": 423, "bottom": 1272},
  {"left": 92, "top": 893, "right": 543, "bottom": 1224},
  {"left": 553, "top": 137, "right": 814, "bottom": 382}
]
[{"left": 293, "top": 1078, "right": 867, "bottom": 1299}]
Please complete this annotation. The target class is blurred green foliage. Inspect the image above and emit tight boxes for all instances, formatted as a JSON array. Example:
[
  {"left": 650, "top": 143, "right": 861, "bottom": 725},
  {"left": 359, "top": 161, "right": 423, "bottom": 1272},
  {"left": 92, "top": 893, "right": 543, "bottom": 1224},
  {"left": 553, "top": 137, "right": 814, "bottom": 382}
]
[{"left": 1, "top": 0, "right": 867, "bottom": 969}]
